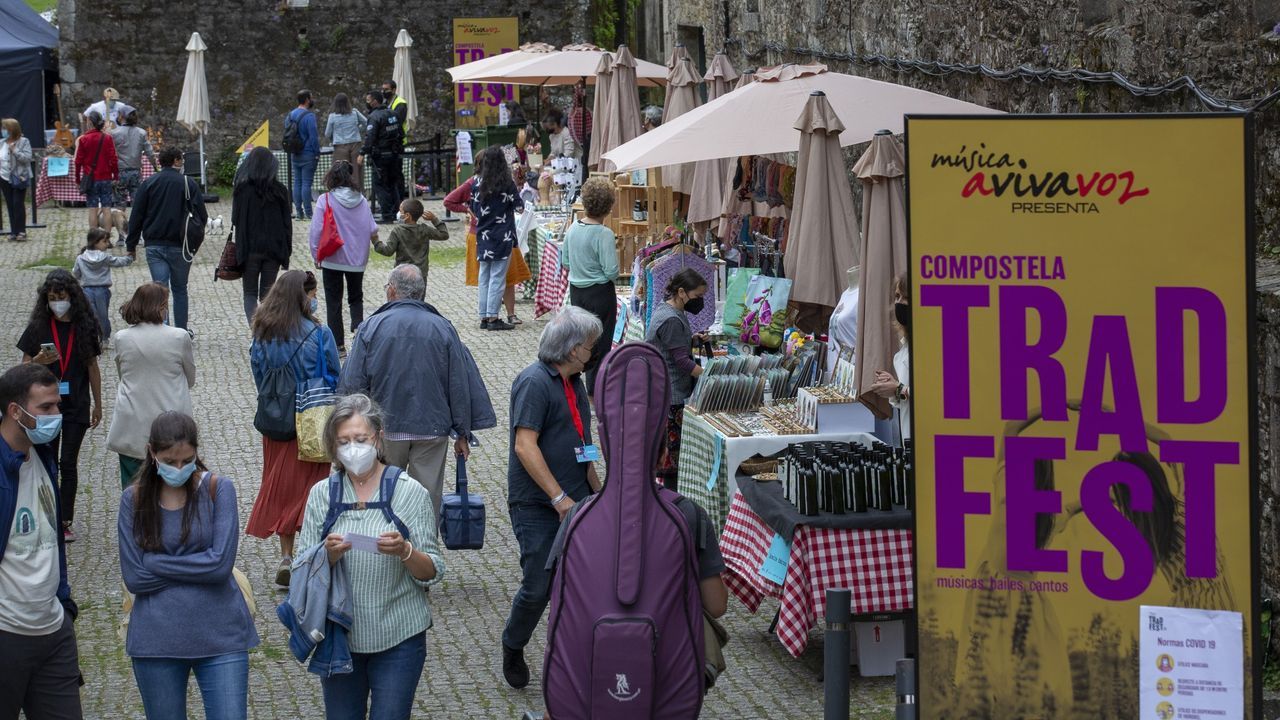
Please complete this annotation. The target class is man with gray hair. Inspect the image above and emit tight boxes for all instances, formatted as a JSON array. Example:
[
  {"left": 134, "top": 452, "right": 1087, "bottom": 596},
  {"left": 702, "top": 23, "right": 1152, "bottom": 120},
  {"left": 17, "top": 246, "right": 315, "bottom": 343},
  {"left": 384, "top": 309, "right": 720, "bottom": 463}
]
[
  {"left": 501, "top": 305, "right": 603, "bottom": 689},
  {"left": 338, "top": 264, "right": 495, "bottom": 518}
]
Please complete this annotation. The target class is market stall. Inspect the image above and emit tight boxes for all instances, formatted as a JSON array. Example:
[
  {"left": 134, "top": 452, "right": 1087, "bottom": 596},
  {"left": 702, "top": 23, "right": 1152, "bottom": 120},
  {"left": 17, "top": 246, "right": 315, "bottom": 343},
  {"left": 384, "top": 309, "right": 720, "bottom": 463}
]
[{"left": 35, "top": 155, "right": 156, "bottom": 206}]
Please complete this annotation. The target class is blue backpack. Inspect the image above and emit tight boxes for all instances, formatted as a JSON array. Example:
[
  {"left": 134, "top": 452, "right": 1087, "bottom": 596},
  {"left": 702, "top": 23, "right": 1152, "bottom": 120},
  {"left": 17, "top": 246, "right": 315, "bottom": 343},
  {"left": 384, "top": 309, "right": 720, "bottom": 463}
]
[{"left": 319, "top": 465, "right": 411, "bottom": 541}]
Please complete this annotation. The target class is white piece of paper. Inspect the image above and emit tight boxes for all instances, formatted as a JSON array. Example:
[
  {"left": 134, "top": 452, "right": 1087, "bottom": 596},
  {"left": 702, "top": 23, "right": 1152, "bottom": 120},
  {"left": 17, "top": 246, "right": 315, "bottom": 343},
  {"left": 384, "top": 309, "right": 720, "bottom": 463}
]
[
  {"left": 344, "top": 532, "right": 381, "bottom": 554},
  {"left": 456, "top": 131, "right": 473, "bottom": 165},
  {"left": 1139, "top": 605, "right": 1244, "bottom": 720}
]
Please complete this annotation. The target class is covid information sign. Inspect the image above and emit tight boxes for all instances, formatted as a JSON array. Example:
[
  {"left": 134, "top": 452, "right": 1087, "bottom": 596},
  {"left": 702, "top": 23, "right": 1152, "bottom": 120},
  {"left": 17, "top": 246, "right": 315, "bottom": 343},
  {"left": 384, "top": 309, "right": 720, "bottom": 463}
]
[{"left": 905, "top": 115, "right": 1258, "bottom": 718}]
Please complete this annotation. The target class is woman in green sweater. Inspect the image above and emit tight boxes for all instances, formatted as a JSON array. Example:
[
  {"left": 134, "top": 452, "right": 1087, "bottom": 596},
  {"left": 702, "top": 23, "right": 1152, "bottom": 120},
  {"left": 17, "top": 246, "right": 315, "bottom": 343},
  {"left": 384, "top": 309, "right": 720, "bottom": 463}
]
[{"left": 562, "top": 176, "right": 620, "bottom": 396}]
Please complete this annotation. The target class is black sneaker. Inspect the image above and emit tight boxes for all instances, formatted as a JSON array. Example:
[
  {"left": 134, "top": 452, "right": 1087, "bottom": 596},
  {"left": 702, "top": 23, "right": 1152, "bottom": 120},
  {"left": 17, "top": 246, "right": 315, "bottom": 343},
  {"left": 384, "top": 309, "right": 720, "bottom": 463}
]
[
  {"left": 503, "top": 644, "right": 530, "bottom": 689},
  {"left": 480, "top": 319, "right": 493, "bottom": 330},
  {"left": 489, "top": 318, "right": 515, "bottom": 331}
]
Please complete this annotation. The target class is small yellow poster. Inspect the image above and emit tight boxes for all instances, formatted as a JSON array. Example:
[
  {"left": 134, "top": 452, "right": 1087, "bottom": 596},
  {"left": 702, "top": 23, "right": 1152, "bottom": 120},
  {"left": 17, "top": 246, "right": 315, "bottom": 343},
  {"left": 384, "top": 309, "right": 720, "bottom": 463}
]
[
  {"left": 906, "top": 115, "right": 1258, "bottom": 718},
  {"left": 237, "top": 120, "right": 269, "bottom": 154},
  {"left": 452, "top": 17, "right": 519, "bottom": 129}
]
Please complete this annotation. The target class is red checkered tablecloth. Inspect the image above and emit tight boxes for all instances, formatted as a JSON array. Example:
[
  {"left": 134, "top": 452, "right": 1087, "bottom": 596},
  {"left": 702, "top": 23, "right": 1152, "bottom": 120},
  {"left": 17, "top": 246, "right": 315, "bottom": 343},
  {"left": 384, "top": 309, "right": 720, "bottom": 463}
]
[
  {"left": 720, "top": 490, "right": 913, "bottom": 657},
  {"left": 534, "top": 235, "right": 569, "bottom": 318},
  {"left": 35, "top": 156, "right": 157, "bottom": 206}
]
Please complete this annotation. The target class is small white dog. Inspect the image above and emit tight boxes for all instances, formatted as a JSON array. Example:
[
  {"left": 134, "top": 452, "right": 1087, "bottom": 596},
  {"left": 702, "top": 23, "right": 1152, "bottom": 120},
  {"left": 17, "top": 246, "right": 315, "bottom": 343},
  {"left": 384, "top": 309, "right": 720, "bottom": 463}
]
[{"left": 207, "top": 215, "right": 224, "bottom": 233}]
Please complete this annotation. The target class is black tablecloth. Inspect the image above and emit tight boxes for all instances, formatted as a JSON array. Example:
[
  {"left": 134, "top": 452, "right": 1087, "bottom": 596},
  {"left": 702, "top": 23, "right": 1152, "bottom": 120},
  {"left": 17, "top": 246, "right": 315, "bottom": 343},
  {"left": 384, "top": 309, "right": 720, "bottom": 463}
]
[{"left": 736, "top": 472, "right": 913, "bottom": 539}]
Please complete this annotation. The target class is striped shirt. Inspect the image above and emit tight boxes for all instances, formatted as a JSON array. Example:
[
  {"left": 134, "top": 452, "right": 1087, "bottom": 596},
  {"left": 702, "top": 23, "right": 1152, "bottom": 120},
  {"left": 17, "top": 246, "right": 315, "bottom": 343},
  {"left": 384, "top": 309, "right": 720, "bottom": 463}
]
[{"left": 295, "top": 469, "right": 446, "bottom": 654}]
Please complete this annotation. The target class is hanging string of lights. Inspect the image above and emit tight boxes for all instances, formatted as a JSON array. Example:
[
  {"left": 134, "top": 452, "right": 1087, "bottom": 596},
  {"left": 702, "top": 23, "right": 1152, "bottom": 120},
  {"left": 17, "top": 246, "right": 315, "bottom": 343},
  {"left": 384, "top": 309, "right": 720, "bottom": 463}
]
[{"left": 725, "top": 38, "right": 1280, "bottom": 114}]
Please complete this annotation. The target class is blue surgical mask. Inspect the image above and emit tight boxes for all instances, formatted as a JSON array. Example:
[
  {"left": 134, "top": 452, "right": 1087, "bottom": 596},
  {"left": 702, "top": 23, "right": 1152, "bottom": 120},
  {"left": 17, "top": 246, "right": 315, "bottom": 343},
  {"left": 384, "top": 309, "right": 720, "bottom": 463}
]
[
  {"left": 157, "top": 460, "right": 197, "bottom": 487},
  {"left": 310, "top": 298, "right": 319, "bottom": 314},
  {"left": 1, "top": 128, "right": 8, "bottom": 140},
  {"left": 18, "top": 406, "right": 62, "bottom": 444}
]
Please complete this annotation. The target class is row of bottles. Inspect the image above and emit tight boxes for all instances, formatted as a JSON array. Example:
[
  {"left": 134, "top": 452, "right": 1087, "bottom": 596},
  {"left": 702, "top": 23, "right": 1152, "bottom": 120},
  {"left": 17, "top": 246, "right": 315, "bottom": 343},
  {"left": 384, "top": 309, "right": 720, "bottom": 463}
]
[{"left": 779, "top": 440, "right": 914, "bottom": 516}]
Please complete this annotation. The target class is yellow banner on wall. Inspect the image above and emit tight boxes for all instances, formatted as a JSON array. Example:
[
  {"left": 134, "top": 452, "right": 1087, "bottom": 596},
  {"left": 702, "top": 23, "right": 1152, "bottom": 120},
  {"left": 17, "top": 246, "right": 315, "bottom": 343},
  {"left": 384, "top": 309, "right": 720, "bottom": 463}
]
[
  {"left": 905, "top": 115, "right": 1258, "bottom": 718},
  {"left": 237, "top": 120, "right": 269, "bottom": 154},
  {"left": 452, "top": 17, "right": 519, "bottom": 129}
]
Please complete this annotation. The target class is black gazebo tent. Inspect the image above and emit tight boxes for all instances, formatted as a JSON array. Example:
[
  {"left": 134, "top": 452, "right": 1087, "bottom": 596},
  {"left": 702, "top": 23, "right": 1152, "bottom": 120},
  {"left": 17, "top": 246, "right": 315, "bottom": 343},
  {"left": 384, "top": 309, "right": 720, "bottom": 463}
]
[{"left": 0, "top": 0, "right": 57, "bottom": 149}]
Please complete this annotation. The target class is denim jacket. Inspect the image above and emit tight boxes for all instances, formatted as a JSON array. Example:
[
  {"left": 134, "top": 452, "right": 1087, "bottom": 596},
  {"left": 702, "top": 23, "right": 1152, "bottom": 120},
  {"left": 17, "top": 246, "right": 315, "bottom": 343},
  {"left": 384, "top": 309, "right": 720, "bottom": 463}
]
[{"left": 276, "top": 543, "right": 353, "bottom": 676}]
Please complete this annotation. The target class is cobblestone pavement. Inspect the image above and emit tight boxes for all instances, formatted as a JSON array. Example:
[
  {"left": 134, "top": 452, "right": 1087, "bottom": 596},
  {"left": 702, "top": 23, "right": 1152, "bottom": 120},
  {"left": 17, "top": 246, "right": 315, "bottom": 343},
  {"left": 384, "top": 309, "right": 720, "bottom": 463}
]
[{"left": 3, "top": 204, "right": 895, "bottom": 719}]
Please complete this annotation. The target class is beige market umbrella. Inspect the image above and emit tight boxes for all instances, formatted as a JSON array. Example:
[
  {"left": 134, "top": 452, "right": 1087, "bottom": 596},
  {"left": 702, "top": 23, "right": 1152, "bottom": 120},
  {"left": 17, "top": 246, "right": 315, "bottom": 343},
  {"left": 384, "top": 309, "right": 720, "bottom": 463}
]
[
  {"left": 715, "top": 69, "right": 757, "bottom": 239},
  {"left": 446, "top": 42, "right": 557, "bottom": 82},
  {"left": 454, "top": 46, "right": 667, "bottom": 87},
  {"left": 176, "top": 31, "right": 211, "bottom": 187},
  {"left": 852, "top": 131, "right": 908, "bottom": 420},
  {"left": 688, "top": 53, "right": 740, "bottom": 228},
  {"left": 603, "top": 63, "right": 997, "bottom": 171},
  {"left": 660, "top": 57, "right": 702, "bottom": 195},
  {"left": 783, "top": 91, "right": 861, "bottom": 334},
  {"left": 600, "top": 45, "right": 643, "bottom": 172},
  {"left": 392, "top": 29, "right": 419, "bottom": 132},
  {"left": 666, "top": 43, "right": 691, "bottom": 68},
  {"left": 588, "top": 52, "right": 614, "bottom": 170}
]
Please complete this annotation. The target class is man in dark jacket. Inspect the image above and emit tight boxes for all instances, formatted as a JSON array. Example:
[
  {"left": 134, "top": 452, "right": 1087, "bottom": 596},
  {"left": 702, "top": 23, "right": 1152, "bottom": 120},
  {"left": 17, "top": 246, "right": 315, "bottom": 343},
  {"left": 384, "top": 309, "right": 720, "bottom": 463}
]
[
  {"left": 0, "top": 364, "right": 82, "bottom": 720},
  {"left": 362, "top": 90, "right": 403, "bottom": 224},
  {"left": 337, "top": 264, "right": 495, "bottom": 518},
  {"left": 126, "top": 147, "right": 207, "bottom": 333}
]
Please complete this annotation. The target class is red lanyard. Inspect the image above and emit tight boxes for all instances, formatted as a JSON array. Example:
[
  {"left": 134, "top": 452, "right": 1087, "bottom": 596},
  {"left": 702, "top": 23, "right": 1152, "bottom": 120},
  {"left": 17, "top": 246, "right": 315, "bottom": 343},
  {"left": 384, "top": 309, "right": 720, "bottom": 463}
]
[
  {"left": 49, "top": 319, "right": 74, "bottom": 379},
  {"left": 562, "top": 376, "right": 585, "bottom": 444}
]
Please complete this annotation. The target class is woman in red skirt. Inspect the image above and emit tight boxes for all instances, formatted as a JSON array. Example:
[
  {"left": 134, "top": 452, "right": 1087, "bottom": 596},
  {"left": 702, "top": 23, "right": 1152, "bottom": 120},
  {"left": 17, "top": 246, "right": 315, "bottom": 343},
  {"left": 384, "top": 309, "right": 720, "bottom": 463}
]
[{"left": 246, "top": 270, "right": 339, "bottom": 586}]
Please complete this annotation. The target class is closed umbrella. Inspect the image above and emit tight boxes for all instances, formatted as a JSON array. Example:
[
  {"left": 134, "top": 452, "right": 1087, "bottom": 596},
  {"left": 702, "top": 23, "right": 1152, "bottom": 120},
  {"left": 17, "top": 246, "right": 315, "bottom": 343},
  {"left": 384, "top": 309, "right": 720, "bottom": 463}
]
[
  {"left": 660, "top": 57, "right": 701, "bottom": 195},
  {"left": 600, "top": 45, "right": 642, "bottom": 172},
  {"left": 666, "top": 43, "right": 691, "bottom": 68},
  {"left": 176, "top": 31, "right": 210, "bottom": 188},
  {"left": 603, "top": 63, "right": 997, "bottom": 171},
  {"left": 588, "top": 52, "right": 614, "bottom": 170},
  {"left": 852, "top": 131, "right": 908, "bottom": 420},
  {"left": 392, "top": 29, "right": 419, "bottom": 133},
  {"left": 783, "top": 91, "right": 861, "bottom": 334},
  {"left": 688, "top": 53, "right": 740, "bottom": 228}
]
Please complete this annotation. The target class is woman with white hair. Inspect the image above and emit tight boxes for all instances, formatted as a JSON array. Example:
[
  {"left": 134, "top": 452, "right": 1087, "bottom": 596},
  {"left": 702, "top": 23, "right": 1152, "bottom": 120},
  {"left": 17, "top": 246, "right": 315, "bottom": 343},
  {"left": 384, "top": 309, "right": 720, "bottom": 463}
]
[
  {"left": 293, "top": 392, "right": 445, "bottom": 719},
  {"left": 500, "top": 306, "right": 603, "bottom": 690}
]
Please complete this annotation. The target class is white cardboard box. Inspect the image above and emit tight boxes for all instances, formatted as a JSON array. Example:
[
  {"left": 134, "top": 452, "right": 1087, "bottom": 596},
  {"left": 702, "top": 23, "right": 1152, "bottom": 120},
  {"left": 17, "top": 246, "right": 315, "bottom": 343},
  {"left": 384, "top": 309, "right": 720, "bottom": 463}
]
[
  {"left": 853, "top": 619, "right": 905, "bottom": 677},
  {"left": 796, "top": 387, "right": 877, "bottom": 434}
]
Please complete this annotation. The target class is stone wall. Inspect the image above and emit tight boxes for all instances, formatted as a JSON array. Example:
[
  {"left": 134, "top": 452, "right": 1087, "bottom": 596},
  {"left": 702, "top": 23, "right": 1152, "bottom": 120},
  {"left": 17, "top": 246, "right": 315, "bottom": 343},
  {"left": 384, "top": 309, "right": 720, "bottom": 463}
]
[
  {"left": 55, "top": 0, "right": 588, "bottom": 163},
  {"left": 661, "top": 0, "right": 1280, "bottom": 594}
]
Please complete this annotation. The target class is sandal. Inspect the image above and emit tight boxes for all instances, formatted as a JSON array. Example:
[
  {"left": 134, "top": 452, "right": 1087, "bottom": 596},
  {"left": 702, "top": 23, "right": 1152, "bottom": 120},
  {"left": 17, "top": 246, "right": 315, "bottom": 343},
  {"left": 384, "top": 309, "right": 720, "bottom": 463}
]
[{"left": 508, "top": 314, "right": 523, "bottom": 325}]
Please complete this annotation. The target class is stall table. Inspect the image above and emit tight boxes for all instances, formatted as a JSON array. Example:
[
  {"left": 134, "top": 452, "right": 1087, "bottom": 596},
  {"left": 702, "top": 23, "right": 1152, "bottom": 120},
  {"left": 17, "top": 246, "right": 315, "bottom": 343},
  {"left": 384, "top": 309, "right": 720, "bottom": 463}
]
[
  {"left": 720, "top": 485, "right": 913, "bottom": 657},
  {"left": 677, "top": 410, "right": 877, "bottom": 533},
  {"left": 35, "top": 156, "right": 156, "bottom": 206}
]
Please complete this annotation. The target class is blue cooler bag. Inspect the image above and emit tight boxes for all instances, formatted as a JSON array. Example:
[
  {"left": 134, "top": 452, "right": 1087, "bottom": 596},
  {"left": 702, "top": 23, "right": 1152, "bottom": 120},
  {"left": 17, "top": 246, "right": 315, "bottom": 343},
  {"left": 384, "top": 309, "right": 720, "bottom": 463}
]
[{"left": 440, "top": 455, "right": 486, "bottom": 550}]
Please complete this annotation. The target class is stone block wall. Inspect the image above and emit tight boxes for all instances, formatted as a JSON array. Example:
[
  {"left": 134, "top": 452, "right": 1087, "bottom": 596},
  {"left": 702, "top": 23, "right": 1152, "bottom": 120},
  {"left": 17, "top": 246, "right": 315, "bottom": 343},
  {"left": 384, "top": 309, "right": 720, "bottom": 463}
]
[
  {"left": 664, "top": 0, "right": 1280, "bottom": 595},
  {"left": 55, "top": 0, "right": 588, "bottom": 158}
]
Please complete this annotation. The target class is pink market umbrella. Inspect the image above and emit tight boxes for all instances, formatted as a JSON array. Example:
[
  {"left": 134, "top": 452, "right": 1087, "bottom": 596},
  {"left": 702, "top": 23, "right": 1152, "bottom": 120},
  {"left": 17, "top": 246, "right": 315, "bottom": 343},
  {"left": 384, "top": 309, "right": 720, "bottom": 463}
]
[
  {"left": 783, "top": 91, "right": 861, "bottom": 334},
  {"left": 688, "top": 53, "right": 740, "bottom": 228},
  {"left": 588, "top": 52, "right": 614, "bottom": 170},
  {"left": 600, "top": 45, "right": 643, "bottom": 172},
  {"left": 660, "top": 56, "right": 702, "bottom": 195},
  {"left": 453, "top": 45, "right": 667, "bottom": 87},
  {"left": 603, "top": 63, "right": 998, "bottom": 171},
  {"left": 852, "top": 131, "right": 908, "bottom": 419}
]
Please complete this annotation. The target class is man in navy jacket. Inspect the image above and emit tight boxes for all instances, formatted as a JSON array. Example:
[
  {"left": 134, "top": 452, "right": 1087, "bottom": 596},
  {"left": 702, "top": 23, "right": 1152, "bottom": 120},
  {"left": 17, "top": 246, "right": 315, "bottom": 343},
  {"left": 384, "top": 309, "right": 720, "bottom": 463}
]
[{"left": 0, "top": 363, "right": 82, "bottom": 719}]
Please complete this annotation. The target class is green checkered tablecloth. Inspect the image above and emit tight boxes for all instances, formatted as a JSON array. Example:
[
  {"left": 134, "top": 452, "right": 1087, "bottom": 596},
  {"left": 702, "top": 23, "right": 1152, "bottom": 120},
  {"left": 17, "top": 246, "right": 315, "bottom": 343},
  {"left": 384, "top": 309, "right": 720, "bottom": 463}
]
[
  {"left": 677, "top": 412, "right": 731, "bottom": 533},
  {"left": 270, "top": 151, "right": 413, "bottom": 198}
]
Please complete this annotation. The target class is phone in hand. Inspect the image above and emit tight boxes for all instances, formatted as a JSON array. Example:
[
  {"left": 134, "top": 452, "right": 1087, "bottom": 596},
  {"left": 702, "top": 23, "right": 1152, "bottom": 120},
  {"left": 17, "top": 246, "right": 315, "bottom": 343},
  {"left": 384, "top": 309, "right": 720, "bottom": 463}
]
[{"left": 40, "top": 342, "right": 56, "bottom": 355}]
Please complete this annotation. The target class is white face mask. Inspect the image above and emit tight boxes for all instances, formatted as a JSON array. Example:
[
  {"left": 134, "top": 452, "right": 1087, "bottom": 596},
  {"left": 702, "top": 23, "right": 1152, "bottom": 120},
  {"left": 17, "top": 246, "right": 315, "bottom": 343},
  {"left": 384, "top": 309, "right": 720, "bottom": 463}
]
[
  {"left": 338, "top": 442, "right": 376, "bottom": 476},
  {"left": 49, "top": 300, "right": 71, "bottom": 318}
]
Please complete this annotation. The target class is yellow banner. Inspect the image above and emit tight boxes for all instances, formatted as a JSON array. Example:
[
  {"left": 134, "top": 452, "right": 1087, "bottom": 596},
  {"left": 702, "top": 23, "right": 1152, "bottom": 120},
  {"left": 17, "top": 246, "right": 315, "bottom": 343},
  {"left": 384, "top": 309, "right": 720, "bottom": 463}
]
[
  {"left": 452, "top": 17, "right": 519, "bottom": 129},
  {"left": 237, "top": 120, "right": 269, "bottom": 154},
  {"left": 906, "top": 116, "right": 1257, "bottom": 717}
]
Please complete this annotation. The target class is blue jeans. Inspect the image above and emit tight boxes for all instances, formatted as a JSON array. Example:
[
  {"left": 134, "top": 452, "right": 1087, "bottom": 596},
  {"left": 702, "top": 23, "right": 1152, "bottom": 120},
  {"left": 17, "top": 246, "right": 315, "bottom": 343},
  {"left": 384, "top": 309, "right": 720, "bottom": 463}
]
[
  {"left": 320, "top": 632, "right": 426, "bottom": 720},
  {"left": 477, "top": 256, "right": 511, "bottom": 318},
  {"left": 146, "top": 245, "right": 192, "bottom": 329},
  {"left": 502, "top": 503, "right": 563, "bottom": 650},
  {"left": 132, "top": 652, "right": 249, "bottom": 720},
  {"left": 83, "top": 285, "right": 112, "bottom": 338},
  {"left": 291, "top": 153, "right": 318, "bottom": 217}
]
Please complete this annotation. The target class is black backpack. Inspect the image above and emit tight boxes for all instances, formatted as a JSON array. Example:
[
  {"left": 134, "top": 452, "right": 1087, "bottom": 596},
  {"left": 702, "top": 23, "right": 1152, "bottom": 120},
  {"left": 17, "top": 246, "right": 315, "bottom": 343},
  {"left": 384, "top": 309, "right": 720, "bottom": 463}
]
[
  {"left": 253, "top": 326, "right": 317, "bottom": 441},
  {"left": 282, "top": 110, "right": 305, "bottom": 155},
  {"left": 319, "top": 465, "right": 412, "bottom": 541}
]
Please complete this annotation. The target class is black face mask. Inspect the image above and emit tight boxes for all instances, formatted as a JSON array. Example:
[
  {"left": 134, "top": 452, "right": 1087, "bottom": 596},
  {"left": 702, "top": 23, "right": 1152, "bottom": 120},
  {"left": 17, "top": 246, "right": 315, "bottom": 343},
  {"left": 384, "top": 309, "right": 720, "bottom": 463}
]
[
  {"left": 366, "top": 102, "right": 375, "bottom": 111},
  {"left": 894, "top": 302, "right": 910, "bottom": 330},
  {"left": 685, "top": 296, "right": 706, "bottom": 316}
]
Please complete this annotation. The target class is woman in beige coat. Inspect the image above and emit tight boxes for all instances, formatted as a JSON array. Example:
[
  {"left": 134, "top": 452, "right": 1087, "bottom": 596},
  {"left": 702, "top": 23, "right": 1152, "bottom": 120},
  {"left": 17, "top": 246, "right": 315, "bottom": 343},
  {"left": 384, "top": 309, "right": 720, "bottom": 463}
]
[{"left": 106, "top": 283, "right": 196, "bottom": 486}]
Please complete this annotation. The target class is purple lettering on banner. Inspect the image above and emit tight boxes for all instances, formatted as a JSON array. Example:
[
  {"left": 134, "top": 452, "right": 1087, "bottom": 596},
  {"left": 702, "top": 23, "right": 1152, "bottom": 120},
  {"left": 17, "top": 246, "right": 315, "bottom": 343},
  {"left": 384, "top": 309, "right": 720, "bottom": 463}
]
[
  {"left": 1160, "top": 440, "right": 1239, "bottom": 578},
  {"left": 1155, "top": 287, "right": 1228, "bottom": 425},
  {"left": 920, "top": 285, "right": 991, "bottom": 420},
  {"left": 935, "top": 435, "right": 995, "bottom": 568},
  {"left": 1005, "top": 436, "right": 1068, "bottom": 572},
  {"left": 1077, "top": 316, "right": 1148, "bottom": 453},
  {"left": 999, "top": 285, "right": 1069, "bottom": 422},
  {"left": 1080, "top": 461, "right": 1156, "bottom": 601}
]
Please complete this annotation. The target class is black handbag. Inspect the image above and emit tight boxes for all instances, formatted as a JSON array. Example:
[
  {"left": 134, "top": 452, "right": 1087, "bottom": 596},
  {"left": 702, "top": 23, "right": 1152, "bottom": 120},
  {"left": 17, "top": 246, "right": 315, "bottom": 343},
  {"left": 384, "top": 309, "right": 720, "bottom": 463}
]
[
  {"left": 439, "top": 455, "right": 486, "bottom": 550},
  {"left": 214, "top": 229, "right": 241, "bottom": 281}
]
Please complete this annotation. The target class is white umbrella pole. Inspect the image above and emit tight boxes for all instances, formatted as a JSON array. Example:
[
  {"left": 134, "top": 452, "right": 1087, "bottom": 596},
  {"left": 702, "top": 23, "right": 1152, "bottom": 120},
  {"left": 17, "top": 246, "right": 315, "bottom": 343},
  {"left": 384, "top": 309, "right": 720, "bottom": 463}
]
[{"left": 199, "top": 133, "right": 207, "bottom": 189}]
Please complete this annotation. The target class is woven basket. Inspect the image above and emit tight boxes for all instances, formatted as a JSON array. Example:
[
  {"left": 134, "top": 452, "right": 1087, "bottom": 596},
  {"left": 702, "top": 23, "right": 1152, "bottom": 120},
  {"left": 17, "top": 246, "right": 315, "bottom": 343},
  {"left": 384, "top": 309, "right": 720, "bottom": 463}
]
[{"left": 738, "top": 457, "right": 777, "bottom": 477}]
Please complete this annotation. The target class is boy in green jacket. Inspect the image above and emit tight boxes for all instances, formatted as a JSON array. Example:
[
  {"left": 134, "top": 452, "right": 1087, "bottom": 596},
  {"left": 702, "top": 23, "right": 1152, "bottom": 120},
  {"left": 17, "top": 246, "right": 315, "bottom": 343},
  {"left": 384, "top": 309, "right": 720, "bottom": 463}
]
[{"left": 373, "top": 198, "right": 449, "bottom": 282}]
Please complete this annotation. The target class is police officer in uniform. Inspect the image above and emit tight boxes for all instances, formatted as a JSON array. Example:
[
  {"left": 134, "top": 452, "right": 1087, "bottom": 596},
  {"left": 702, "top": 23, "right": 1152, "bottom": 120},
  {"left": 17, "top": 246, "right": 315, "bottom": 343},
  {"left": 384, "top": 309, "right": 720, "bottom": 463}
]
[{"left": 362, "top": 90, "right": 404, "bottom": 224}]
